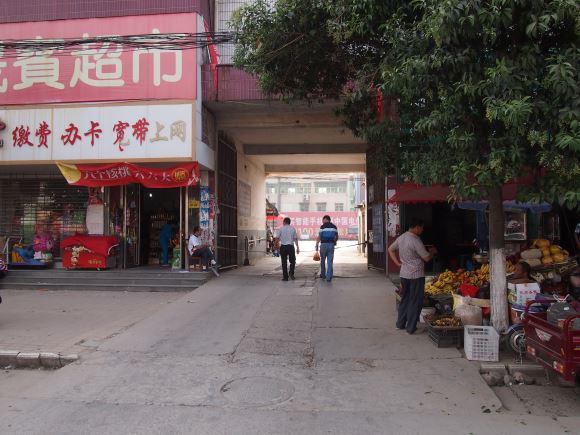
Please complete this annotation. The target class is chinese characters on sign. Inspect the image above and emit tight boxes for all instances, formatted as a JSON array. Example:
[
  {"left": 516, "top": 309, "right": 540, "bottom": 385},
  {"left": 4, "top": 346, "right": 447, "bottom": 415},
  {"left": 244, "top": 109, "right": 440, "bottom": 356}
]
[
  {"left": 0, "top": 103, "right": 194, "bottom": 161},
  {"left": 10, "top": 118, "right": 187, "bottom": 149},
  {"left": 0, "top": 13, "right": 197, "bottom": 104},
  {"left": 57, "top": 162, "right": 200, "bottom": 188}
]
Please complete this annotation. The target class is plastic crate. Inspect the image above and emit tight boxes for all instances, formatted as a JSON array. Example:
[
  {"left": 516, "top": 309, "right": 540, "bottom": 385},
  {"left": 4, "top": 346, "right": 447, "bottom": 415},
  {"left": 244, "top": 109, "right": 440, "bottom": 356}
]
[
  {"left": 427, "top": 324, "right": 463, "bottom": 348},
  {"left": 425, "top": 315, "right": 464, "bottom": 348},
  {"left": 464, "top": 325, "right": 499, "bottom": 362}
]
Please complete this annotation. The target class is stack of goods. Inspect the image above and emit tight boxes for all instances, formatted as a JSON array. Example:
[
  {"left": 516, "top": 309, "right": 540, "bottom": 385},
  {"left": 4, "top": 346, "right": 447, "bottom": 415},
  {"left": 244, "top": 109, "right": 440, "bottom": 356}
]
[
  {"left": 458, "top": 264, "right": 491, "bottom": 289},
  {"left": 521, "top": 239, "right": 570, "bottom": 268}
]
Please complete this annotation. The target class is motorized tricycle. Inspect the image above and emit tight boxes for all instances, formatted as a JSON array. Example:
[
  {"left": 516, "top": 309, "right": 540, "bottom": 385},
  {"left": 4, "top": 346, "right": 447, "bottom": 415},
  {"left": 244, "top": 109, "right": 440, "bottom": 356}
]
[{"left": 523, "top": 295, "right": 580, "bottom": 383}]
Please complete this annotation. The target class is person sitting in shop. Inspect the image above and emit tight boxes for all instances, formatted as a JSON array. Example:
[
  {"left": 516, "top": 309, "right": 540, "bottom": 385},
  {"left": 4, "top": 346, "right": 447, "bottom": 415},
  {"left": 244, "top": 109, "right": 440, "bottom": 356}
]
[
  {"left": 513, "top": 261, "right": 532, "bottom": 281},
  {"left": 188, "top": 226, "right": 219, "bottom": 276},
  {"left": 159, "top": 221, "right": 174, "bottom": 266}
]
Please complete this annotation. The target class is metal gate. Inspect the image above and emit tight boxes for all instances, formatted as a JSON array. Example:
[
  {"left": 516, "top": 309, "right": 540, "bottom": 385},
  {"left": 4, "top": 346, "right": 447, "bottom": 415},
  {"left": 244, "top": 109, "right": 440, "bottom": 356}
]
[
  {"left": 217, "top": 131, "right": 238, "bottom": 268},
  {"left": 0, "top": 177, "right": 89, "bottom": 258},
  {"left": 366, "top": 149, "right": 386, "bottom": 270}
]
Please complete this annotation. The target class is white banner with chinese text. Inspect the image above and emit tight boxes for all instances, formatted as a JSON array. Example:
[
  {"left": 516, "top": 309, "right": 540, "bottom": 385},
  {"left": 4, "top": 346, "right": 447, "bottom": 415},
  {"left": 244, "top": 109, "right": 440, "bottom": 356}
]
[{"left": 0, "top": 103, "right": 194, "bottom": 163}]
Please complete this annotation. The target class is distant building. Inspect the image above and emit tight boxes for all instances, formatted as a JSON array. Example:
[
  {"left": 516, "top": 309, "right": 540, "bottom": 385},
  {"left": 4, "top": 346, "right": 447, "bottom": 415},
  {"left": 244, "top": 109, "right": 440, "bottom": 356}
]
[{"left": 266, "top": 174, "right": 365, "bottom": 240}]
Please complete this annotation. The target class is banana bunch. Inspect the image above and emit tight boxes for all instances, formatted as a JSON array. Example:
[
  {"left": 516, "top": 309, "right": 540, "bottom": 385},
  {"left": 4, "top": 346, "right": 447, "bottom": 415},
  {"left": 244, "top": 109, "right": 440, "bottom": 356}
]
[{"left": 425, "top": 270, "right": 460, "bottom": 295}]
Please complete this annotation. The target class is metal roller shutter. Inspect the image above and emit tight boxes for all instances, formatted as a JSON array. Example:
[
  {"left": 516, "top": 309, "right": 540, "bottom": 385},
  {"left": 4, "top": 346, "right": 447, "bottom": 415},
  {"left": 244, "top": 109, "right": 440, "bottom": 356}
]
[{"left": 0, "top": 177, "right": 89, "bottom": 258}]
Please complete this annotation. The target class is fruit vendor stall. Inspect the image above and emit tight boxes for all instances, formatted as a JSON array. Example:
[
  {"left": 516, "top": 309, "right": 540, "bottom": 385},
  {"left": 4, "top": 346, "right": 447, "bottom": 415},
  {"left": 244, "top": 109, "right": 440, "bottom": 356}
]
[
  {"left": 402, "top": 236, "right": 577, "bottom": 349},
  {"left": 518, "top": 240, "right": 576, "bottom": 290}
]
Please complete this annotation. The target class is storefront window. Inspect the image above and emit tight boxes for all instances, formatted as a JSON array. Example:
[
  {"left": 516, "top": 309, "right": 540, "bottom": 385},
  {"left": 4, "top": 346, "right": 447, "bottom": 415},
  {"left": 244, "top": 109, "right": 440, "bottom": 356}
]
[
  {"left": 541, "top": 213, "right": 560, "bottom": 242},
  {"left": 0, "top": 178, "right": 88, "bottom": 261},
  {"left": 504, "top": 211, "right": 527, "bottom": 241}
]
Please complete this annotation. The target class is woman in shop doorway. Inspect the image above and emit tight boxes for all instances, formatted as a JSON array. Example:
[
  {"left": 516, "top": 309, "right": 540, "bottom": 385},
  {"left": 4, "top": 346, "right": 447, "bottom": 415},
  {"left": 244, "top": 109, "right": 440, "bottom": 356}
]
[{"left": 159, "top": 221, "right": 174, "bottom": 266}]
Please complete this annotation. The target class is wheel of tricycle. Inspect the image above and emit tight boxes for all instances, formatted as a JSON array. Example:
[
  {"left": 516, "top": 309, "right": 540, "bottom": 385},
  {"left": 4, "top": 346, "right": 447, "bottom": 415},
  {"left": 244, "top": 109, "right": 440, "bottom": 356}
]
[{"left": 506, "top": 327, "right": 526, "bottom": 356}]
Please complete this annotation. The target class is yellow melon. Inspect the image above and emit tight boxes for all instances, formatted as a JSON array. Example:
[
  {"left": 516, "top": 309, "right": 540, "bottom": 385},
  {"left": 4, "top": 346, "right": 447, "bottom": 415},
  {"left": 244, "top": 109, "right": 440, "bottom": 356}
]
[
  {"left": 552, "top": 253, "right": 566, "bottom": 263},
  {"left": 534, "top": 239, "right": 550, "bottom": 249},
  {"left": 549, "top": 245, "right": 562, "bottom": 255},
  {"left": 541, "top": 256, "right": 554, "bottom": 265}
]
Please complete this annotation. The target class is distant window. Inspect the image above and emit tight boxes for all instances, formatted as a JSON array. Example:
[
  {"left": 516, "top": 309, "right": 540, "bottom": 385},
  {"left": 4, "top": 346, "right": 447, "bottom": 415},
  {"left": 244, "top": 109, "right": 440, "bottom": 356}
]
[
  {"left": 334, "top": 203, "right": 344, "bottom": 211},
  {"left": 299, "top": 203, "right": 309, "bottom": 212},
  {"left": 314, "top": 181, "right": 347, "bottom": 193},
  {"left": 288, "top": 187, "right": 296, "bottom": 194},
  {"left": 316, "top": 202, "right": 327, "bottom": 212}
]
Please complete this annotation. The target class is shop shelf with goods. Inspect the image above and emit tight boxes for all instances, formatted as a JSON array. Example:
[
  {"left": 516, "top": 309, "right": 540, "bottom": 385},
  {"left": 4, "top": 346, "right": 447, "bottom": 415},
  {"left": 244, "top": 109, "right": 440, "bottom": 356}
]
[{"left": 147, "top": 211, "right": 177, "bottom": 265}]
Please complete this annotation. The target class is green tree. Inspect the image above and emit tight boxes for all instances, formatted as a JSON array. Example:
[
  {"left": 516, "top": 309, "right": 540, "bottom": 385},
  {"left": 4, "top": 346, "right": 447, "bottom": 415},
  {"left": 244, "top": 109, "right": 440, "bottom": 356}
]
[{"left": 232, "top": 0, "right": 580, "bottom": 331}]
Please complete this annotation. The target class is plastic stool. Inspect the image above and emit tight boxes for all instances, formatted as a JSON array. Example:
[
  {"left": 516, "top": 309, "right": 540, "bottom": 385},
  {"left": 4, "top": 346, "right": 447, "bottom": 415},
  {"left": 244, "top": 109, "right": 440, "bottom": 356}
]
[{"left": 189, "top": 256, "right": 202, "bottom": 270}]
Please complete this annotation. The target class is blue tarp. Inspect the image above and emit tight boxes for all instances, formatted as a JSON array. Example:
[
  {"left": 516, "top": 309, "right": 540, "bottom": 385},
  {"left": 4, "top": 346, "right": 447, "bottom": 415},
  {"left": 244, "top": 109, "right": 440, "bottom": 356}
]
[{"left": 458, "top": 201, "right": 551, "bottom": 213}]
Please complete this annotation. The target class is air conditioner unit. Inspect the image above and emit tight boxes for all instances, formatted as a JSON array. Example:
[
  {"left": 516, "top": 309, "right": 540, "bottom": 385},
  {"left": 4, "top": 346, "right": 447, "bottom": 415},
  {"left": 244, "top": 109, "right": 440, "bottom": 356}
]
[{"left": 303, "top": 195, "right": 310, "bottom": 202}]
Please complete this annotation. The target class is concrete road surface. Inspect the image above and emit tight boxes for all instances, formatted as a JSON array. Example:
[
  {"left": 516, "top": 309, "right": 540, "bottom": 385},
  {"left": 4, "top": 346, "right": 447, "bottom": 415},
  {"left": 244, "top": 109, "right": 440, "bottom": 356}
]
[{"left": 0, "top": 243, "right": 578, "bottom": 434}]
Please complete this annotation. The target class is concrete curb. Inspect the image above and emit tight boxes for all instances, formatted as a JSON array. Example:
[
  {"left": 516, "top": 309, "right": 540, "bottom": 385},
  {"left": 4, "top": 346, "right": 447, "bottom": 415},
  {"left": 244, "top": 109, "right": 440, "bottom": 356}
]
[{"left": 0, "top": 349, "right": 79, "bottom": 369}]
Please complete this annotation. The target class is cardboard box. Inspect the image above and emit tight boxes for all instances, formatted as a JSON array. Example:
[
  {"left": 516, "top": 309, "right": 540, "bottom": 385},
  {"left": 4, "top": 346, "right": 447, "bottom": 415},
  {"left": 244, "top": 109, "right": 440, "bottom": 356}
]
[{"left": 508, "top": 281, "right": 541, "bottom": 305}]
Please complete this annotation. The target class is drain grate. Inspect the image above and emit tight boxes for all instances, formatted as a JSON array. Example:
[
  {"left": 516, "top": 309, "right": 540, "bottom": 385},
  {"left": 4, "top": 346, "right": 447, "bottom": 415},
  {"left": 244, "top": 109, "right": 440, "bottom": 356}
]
[{"left": 220, "top": 376, "right": 295, "bottom": 407}]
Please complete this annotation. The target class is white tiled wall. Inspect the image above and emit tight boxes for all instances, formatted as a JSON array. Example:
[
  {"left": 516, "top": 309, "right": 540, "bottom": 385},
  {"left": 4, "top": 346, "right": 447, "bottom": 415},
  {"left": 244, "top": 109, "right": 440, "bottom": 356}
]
[{"left": 216, "top": 0, "right": 274, "bottom": 64}]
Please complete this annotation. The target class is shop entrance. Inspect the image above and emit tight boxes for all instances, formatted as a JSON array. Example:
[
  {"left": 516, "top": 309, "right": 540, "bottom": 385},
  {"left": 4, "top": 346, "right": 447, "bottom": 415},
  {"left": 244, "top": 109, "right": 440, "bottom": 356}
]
[
  {"left": 106, "top": 185, "right": 184, "bottom": 269},
  {"left": 140, "top": 187, "right": 181, "bottom": 267}
]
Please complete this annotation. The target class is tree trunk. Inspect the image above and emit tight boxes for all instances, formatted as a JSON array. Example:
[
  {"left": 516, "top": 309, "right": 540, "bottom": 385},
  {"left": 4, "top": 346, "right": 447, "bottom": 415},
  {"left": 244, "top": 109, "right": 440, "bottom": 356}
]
[{"left": 489, "top": 184, "right": 508, "bottom": 332}]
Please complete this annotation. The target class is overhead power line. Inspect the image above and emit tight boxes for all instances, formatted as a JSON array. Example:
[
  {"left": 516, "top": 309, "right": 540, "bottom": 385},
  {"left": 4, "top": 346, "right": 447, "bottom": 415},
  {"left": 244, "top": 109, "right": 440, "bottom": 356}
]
[{"left": 0, "top": 32, "right": 234, "bottom": 59}]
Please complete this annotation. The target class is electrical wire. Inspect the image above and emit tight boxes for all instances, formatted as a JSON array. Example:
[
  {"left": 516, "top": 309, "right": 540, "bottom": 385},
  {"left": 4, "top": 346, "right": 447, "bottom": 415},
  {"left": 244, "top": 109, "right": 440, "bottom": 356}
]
[{"left": 0, "top": 32, "right": 234, "bottom": 59}]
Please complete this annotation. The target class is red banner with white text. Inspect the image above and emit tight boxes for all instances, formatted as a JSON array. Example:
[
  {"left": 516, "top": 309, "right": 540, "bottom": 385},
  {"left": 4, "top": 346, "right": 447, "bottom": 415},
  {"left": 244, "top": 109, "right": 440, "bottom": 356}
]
[
  {"left": 57, "top": 162, "right": 199, "bottom": 188},
  {"left": 269, "top": 212, "right": 359, "bottom": 241}
]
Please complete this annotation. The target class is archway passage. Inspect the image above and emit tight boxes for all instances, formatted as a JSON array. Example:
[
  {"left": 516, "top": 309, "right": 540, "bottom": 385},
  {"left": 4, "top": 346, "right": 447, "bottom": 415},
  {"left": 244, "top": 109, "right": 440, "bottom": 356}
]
[{"left": 205, "top": 98, "right": 373, "bottom": 268}]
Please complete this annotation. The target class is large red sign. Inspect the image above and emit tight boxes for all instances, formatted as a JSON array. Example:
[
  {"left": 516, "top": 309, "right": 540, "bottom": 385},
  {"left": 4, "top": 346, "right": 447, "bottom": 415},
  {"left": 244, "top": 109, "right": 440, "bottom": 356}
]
[
  {"left": 272, "top": 212, "right": 359, "bottom": 240},
  {"left": 57, "top": 162, "right": 199, "bottom": 188},
  {"left": 0, "top": 13, "right": 197, "bottom": 105}
]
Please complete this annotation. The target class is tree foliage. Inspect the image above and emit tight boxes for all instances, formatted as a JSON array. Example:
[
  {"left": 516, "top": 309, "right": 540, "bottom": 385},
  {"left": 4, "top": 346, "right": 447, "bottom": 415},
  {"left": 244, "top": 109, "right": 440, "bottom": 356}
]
[{"left": 232, "top": 0, "right": 580, "bottom": 207}]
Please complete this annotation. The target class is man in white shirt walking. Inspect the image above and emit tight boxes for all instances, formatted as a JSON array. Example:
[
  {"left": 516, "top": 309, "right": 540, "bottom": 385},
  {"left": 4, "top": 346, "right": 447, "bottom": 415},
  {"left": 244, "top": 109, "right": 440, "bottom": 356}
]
[
  {"left": 277, "top": 217, "right": 300, "bottom": 281},
  {"left": 388, "top": 218, "right": 437, "bottom": 334}
]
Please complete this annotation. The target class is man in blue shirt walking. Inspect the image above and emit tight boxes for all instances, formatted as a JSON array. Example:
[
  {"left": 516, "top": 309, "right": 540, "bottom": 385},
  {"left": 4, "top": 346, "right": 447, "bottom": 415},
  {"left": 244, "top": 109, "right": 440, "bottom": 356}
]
[{"left": 316, "top": 215, "right": 338, "bottom": 282}]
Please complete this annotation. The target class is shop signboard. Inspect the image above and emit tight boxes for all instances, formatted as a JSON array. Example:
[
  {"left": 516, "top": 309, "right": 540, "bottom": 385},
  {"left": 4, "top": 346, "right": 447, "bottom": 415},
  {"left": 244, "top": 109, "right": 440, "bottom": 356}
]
[
  {"left": 0, "top": 13, "right": 197, "bottom": 105},
  {"left": 0, "top": 103, "right": 194, "bottom": 162},
  {"left": 57, "top": 162, "right": 199, "bottom": 188}
]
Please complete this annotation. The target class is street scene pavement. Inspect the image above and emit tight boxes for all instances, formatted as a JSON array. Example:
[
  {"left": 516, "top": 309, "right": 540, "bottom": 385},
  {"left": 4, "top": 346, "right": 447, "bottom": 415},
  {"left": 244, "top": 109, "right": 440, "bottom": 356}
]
[{"left": 0, "top": 243, "right": 578, "bottom": 434}]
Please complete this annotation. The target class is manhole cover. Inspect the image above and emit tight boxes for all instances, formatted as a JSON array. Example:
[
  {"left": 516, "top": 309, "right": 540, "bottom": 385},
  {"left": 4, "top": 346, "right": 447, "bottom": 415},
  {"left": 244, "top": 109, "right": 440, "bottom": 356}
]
[{"left": 220, "top": 376, "right": 295, "bottom": 407}]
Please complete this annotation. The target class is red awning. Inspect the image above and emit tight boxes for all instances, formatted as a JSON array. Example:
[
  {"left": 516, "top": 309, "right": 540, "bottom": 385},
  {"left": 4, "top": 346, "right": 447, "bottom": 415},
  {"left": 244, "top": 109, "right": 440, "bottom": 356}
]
[
  {"left": 388, "top": 182, "right": 525, "bottom": 204},
  {"left": 388, "top": 183, "right": 450, "bottom": 203}
]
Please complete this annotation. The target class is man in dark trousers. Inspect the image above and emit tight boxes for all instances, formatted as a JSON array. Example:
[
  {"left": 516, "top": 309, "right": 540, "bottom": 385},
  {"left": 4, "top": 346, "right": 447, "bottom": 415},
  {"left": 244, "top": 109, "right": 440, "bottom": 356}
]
[
  {"left": 316, "top": 215, "right": 338, "bottom": 282},
  {"left": 277, "top": 217, "right": 300, "bottom": 281},
  {"left": 388, "top": 218, "right": 437, "bottom": 334}
]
